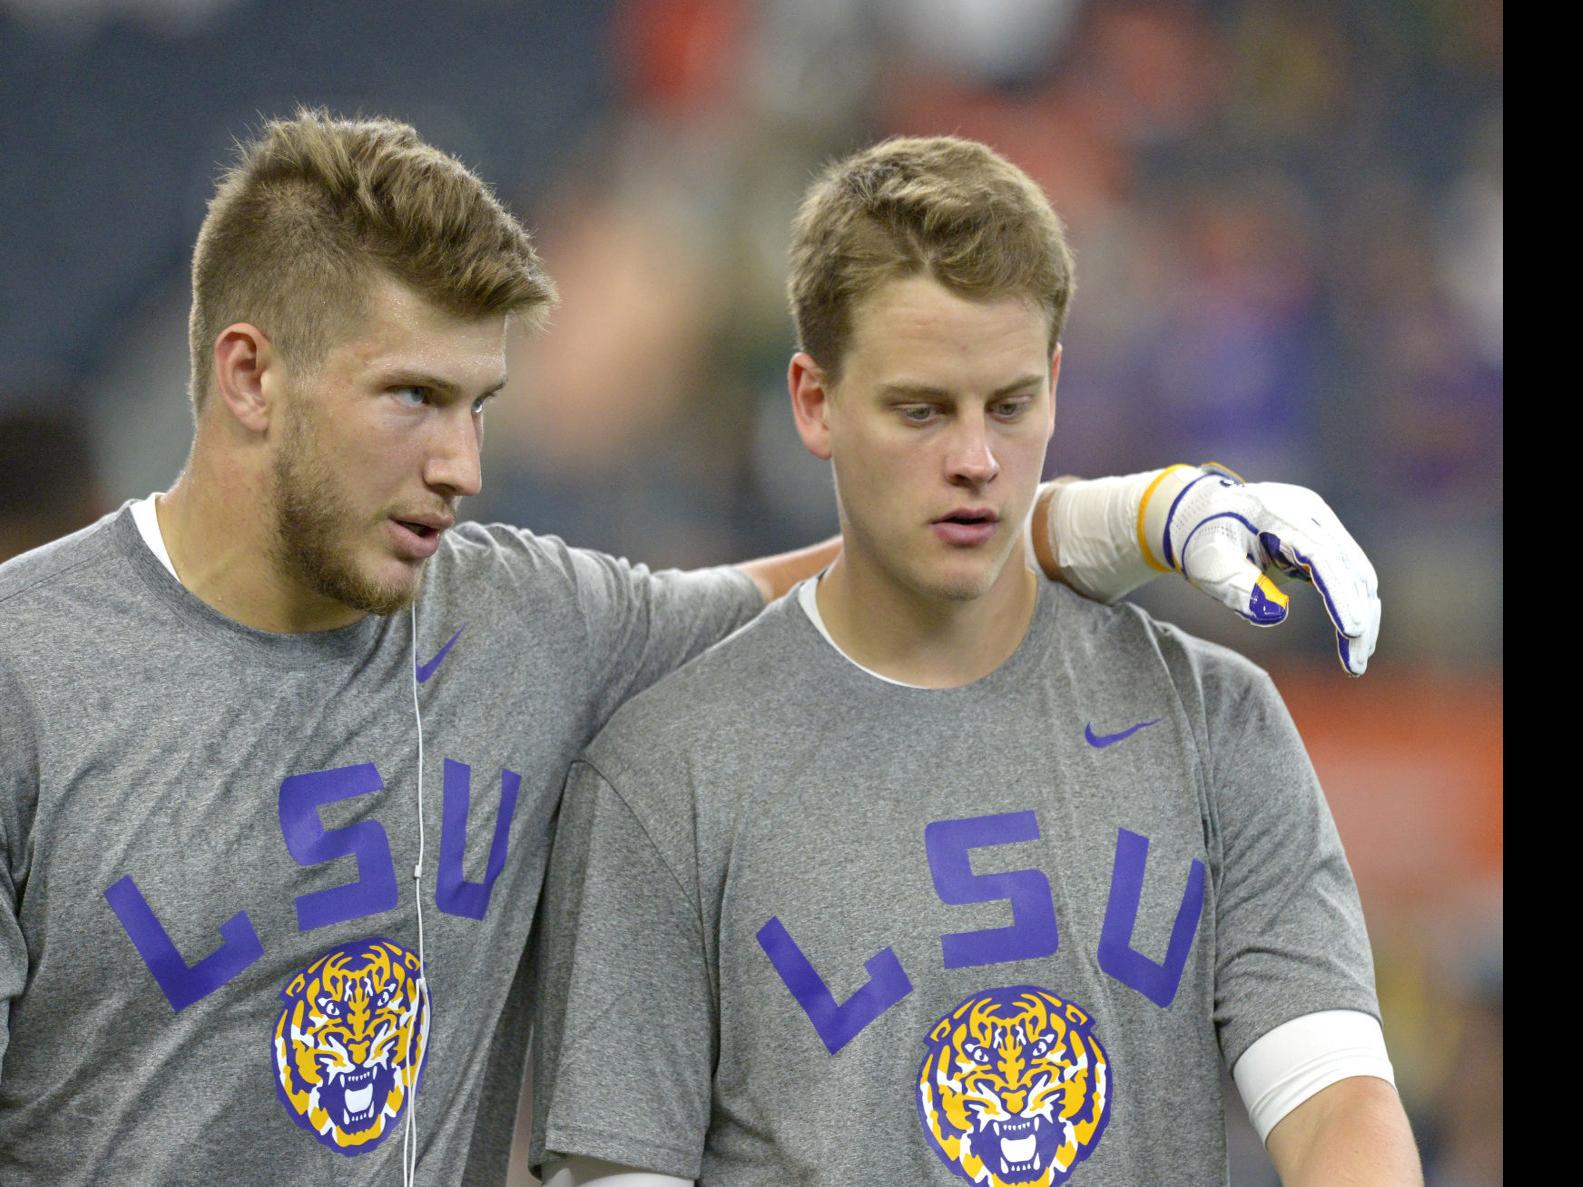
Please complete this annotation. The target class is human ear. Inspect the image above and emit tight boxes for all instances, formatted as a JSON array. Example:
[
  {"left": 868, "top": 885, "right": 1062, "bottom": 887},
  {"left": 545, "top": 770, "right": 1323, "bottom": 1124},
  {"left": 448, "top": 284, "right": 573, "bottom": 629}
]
[
  {"left": 1045, "top": 344, "right": 1062, "bottom": 438},
  {"left": 212, "top": 323, "right": 276, "bottom": 434},
  {"left": 788, "top": 351, "right": 834, "bottom": 461}
]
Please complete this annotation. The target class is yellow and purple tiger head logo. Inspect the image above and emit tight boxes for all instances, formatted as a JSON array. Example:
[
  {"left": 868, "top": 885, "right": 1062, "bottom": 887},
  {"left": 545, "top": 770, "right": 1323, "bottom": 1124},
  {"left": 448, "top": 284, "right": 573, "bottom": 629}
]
[
  {"left": 273, "top": 937, "right": 431, "bottom": 1155},
  {"left": 917, "top": 987, "right": 1111, "bottom": 1186}
]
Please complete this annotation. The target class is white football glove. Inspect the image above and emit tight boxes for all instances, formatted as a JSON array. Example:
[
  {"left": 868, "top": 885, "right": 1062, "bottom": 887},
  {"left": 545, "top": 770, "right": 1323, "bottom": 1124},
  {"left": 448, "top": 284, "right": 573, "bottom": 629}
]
[{"left": 1040, "top": 465, "right": 1381, "bottom": 676}]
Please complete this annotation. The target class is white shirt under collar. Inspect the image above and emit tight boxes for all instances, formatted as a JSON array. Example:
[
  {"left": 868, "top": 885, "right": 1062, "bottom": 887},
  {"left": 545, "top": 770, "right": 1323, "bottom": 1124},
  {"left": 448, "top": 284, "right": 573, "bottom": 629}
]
[
  {"left": 129, "top": 494, "right": 179, "bottom": 581},
  {"left": 794, "top": 577, "right": 927, "bottom": 689}
]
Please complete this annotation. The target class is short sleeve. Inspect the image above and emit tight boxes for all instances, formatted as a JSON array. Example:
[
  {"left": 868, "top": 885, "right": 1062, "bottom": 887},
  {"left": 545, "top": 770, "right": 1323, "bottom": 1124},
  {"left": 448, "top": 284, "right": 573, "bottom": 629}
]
[
  {"left": 530, "top": 760, "right": 715, "bottom": 1181},
  {"left": 0, "top": 658, "right": 38, "bottom": 1082},
  {"left": 1208, "top": 669, "right": 1380, "bottom": 1070},
  {"left": 561, "top": 546, "right": 762, "bottom": 731}
]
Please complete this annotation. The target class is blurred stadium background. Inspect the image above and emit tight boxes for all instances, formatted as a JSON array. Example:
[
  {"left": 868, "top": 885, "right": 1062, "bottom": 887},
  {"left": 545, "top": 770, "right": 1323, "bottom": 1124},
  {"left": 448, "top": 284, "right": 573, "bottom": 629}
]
[{"left": 0, "top": 0, "right": 1500, "bottom": 1182}]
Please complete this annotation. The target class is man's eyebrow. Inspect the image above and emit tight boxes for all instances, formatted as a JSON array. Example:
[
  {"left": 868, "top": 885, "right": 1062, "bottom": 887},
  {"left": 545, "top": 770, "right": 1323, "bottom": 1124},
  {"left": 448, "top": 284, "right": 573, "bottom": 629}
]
[
  {"left": 379, "top": 369, "right": 509, "bottom": 396},
  {"left": 879, "top": 375, "right": 1045, "bottom": 399}
]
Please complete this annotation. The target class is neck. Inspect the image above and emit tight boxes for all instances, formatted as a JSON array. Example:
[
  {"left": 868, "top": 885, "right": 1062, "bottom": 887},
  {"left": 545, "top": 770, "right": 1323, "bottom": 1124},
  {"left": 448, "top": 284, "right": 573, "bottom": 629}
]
[
  {"left": 815, "top": 550, "right": 1038, "bottom": 689},
  {"left": 157, "top": 434, "right": 364, "bottom": 634}
]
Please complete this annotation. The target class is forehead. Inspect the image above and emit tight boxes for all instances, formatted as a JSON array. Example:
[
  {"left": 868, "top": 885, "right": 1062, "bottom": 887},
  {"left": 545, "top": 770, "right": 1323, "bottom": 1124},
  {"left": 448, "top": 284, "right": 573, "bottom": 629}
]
[
  {"left": 841, "top": 275, "right": 1050, "bottom": 391},
  {"left": 325, "top": 272, "right": 508, "bottom": 380}
]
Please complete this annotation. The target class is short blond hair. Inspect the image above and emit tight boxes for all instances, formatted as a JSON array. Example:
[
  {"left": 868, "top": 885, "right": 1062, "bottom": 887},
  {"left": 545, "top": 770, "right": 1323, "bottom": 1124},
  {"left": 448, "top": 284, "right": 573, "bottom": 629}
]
[
  {"left": 788, "top": 136, "right": 1074, "bottom": 381},
  {"left": 187, "top": 109, "right": 557, "bottom": 408}
]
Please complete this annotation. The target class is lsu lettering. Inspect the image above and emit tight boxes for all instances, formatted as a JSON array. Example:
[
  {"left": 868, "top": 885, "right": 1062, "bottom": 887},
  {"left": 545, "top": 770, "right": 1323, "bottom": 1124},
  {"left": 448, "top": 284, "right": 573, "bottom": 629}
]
[
  {"left": 272, "top": 937, "right": 431, "bottom": 1155},
  {"left": 917, "top": 987, "right": 1110, "bottom": 1186}
]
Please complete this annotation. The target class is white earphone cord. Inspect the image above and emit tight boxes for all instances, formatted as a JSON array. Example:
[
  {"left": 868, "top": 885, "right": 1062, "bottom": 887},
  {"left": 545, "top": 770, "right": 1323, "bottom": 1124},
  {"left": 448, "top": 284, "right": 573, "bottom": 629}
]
[{"left": 402, "top": 602, "right": 429, "bottom": 1186}]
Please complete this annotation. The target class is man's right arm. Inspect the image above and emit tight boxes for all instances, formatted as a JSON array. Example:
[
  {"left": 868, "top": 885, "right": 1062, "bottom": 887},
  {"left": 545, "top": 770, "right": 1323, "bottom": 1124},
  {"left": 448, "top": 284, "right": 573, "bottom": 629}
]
[{"left": 548, "top": 456, "right": 1383, "bottom": 741}]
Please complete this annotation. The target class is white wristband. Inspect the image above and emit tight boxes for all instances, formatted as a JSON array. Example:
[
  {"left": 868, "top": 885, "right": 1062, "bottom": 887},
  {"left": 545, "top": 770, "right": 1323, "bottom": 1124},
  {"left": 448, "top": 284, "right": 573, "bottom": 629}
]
[{"left": 1041, "top": 466, "right": 1206, "bottom": 602}]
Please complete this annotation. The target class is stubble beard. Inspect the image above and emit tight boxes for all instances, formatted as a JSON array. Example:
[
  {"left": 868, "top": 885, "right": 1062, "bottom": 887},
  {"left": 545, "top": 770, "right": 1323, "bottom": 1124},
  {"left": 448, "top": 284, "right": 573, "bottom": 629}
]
[{"left": 269, "top": 399, "right": 422, "bottom": 618}]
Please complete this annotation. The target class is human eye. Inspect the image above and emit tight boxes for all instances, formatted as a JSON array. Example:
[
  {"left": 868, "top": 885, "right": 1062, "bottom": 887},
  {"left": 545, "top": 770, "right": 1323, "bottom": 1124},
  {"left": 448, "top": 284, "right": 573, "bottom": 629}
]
[
  {"left": 391, "top": 386, "right": 430, "bottom": 408},
  {"left": 898, "top": 404, "right": 938, "bottom": 425},
  {"left": 992, "top": 397, "right": 1032, "bottom": 420},
  {"left": 471, "top": 392, "right": 496, "bottom": 416}
]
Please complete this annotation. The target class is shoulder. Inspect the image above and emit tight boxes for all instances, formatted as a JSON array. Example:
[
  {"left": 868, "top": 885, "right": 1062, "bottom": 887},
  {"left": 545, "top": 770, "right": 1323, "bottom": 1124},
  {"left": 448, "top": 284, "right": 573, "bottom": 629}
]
[
  {"left": 1046, "top": 583, "right": 1277, "bottom": 714},
  {"left": 0, "top": 509, "right": 135, "bottom": 757},
  {"left": 0, "top": 506, "right": 129, "bottom": 613},
  {"left": 422, "top": 522, "right": 618, "bottom": 625},
  {"left": 0, "top": 507, "right": 143, "bottom": 676},
  {"left": 566, "top": 596, "right": 818, "bottom": 877},
  {"left": 579, "top": 594, "right": 814, "bottom": 781},
  {"left": 431, "top": 521, "right": 590, "bottom": 586},
  {"left": 1036, "top": 585, "right": 1285, "bottom": 777},
  {"left": 430, "top": 521, "right": 750, "bottom": 610}
]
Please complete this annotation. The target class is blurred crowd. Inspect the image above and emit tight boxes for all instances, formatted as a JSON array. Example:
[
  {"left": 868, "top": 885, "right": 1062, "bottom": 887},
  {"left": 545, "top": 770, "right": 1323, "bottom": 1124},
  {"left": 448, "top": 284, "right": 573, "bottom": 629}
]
[
  {"left": 1, "top": 1, "right": 1501, "bottom": 1183},
  {"left": 486, "top": 0, "right": 1502, "bottom": 665}
]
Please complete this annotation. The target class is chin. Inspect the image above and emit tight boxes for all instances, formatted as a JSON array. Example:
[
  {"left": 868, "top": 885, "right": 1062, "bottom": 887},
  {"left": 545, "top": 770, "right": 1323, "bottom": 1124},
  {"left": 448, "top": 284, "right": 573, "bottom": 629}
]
[
  {"left": 938, "top": 547, "right": 1033, "bottom": 605},
  {"left": 907, "top": 560, "right": 1004, "bottom": 604},
  {"left": 929, "top": 577, "right": 999, "bottom": 603},
  {"left": 311, "top": 550, "right": 427, "bottom": 617},
  {"left": 358, "top": 563, "right": 427, "bottom": 615}
]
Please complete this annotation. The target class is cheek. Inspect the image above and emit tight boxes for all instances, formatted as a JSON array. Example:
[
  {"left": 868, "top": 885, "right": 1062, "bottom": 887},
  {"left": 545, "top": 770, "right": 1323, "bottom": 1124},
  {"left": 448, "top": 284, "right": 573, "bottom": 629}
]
[
  {"left": 334, "top": 445, "right": 409, "bottom": 514},
  {"left": 854, "top": 425, "right": 942, "bottom": 482},
  {"left": 1002, "top": 420, "right": 1053, "bottom": 462},
  {"left": 999, "top": 434, "right": 1052, "bottom": 500},
  {"left": 836, "top": 448, "right": 922, "bottom": 525}
]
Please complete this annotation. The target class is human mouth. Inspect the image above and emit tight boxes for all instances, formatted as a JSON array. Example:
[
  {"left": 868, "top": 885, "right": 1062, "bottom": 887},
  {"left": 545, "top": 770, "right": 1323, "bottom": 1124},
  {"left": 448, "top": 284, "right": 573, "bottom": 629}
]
[
  {"left": 388, "top": 512, "right": 453, "bottom": 560},
  {"left": 931, "top": 507, "right": 999, "bottom": 546}
]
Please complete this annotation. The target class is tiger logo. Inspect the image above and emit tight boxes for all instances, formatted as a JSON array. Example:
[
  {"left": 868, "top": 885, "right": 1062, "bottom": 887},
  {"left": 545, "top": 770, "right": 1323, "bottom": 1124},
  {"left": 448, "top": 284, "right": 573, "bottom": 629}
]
[
  {"left": 273, "top": 937, "right": 431, "bottom": 1156},
  {"left": 917, "top": 987, "right": 1111, "bottom": 1186}
]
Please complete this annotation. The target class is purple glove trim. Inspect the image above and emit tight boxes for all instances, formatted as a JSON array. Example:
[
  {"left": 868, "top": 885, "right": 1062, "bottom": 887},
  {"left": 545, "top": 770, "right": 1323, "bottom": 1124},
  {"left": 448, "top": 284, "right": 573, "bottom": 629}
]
[
  {"left": 1283, "top": 543, "right": 1345, "bottom": 637},
  {"left": 1161, "top": 473, "right": 1218, "bottom": 571}
]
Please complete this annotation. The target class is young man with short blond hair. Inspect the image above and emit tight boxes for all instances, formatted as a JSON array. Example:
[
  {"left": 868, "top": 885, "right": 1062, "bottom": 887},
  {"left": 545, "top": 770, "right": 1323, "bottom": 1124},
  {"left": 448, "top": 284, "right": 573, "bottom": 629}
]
[{"left": 531, "top": 137, "right": 1417, "bottom": 1187}]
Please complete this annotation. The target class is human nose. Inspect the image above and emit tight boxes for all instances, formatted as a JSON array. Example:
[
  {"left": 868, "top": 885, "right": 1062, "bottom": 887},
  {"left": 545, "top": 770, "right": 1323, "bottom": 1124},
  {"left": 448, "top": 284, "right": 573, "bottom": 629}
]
[
  {"left": 425, "top": 406, "right": 483, "bottom": 498},
  {"left": 946, "top": 411, "right": 999, "bottom": 486}
]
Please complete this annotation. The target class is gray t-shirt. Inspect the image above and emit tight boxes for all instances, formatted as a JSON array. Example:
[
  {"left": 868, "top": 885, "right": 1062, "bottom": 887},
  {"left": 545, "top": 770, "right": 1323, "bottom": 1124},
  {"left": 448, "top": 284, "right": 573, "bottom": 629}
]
[
  {"left": 0, "top": 504, "right": 761, "bottom": 1185},
  {"left": 531, "top": 582, "right": 1378, "bottom": 1186}
]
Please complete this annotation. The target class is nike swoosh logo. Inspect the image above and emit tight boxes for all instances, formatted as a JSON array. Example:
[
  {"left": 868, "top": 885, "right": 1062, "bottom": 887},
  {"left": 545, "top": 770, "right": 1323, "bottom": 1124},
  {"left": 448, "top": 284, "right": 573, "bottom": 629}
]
[
  {"left": 1084, "top": 719, "right": 1160, "bottom": 749},
  {"left": 416, "top": 625, "right": 465, "bottom": 684}
]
